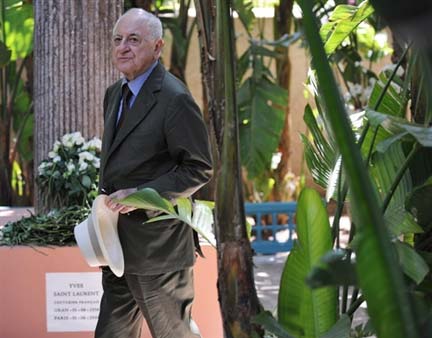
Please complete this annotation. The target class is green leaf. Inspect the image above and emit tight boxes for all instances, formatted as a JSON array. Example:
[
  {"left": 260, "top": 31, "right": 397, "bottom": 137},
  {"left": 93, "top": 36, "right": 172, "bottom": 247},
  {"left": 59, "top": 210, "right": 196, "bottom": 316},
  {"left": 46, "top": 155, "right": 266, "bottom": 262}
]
[
  {"left": 278, "top": 188, "right": 337, "bottom": 337},
  {"left": 4, "top": 2, "right": 34, "bottom": 60},
  {"left": 367, "top": 109, "right": 432, "bottom": 147},
  {"left": 232, "top": 0, "right": 255, "bottom": 31},
  {"left": 320, "top": 1, "right": 374, "bottom": 54},
  {"left": 81, "top": 175, "right": 91, "bottom": 188},
  {"left": 177, "top": 197, "right": 192, "bottom": 224},
  {"left": 146, "top": 214, "right": 177, "bottom": 223},
  {"left": 387, "top": 207, "right": 424, "bottom": 237},
  {"left": 307, "top": 250, "right": 358, "bottom": 288},
  {"left": 252, "top": 311, "right": 295, "bottom": 338},
  {"left": 120, "top": 189, "right": 216, "bottom": 247},
  {"left": 302, "top": 105, "right": 338, "bottom": 189},
  {"left": 119, "top": 188, "right": 176, "bottom": 214},
  {"left": 319, "top": 314, "right": 351, "bottom": 338},
  {"left": 239, "top": 77, "right": 286, "bottom": 178},
  {"left": 395, "top": 241, "right": 429, "bottom": 285},
  {"left": 191, "top": 201, "right": 216, "bottom": 247},
  {"left": 367, "top": 68, "right": 407, "bottom": 118}
]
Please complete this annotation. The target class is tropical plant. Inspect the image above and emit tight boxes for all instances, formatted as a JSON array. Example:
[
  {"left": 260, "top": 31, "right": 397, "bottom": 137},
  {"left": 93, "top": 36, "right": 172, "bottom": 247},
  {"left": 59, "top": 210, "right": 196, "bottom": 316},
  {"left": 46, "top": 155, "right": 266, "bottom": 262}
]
[
  {"left": 288, "top": 0, "right": 432, "bottom": 337},
  {"left": 119, "top": 187, "right": 216, "bottom": 247},
  {"left": 235, "top": 1, "right": 302, "bottom": 201},
  {"left": 0, "top": 0, "right": 34, "bottom": 206},
  {"left": 37, "top": 132, "right": 101, "bottom": 209}
]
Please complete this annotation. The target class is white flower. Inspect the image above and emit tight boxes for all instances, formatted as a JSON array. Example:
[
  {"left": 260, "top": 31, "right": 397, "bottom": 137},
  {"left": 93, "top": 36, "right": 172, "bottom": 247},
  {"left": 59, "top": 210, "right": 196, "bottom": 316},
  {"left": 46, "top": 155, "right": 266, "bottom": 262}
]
[
  {"left": 92, "top": 158, "right": 100, "bottom": 169},
  {"left": 67, "top": 161, "right": 75, "bottom": 173},
  {"left": 83, "top": 137, "right": 102, "bottom": 151},
  {"left": 79, "top": 162, "right": 89, "bottom": 171},
  {"left": 71, "top": 132, "right": 85, "bottom": 145},
  {"left": 53, "top": 156, "right": 61, "bottom": 163},
  {"left": 79, "top": 151, "right": 95, "bottom": 162},
  {"left": 48, "top": 151, "right": 56, "bottom": 158},
  {"left": 53, "top": 141, "right": 61, "bottom": 152}
]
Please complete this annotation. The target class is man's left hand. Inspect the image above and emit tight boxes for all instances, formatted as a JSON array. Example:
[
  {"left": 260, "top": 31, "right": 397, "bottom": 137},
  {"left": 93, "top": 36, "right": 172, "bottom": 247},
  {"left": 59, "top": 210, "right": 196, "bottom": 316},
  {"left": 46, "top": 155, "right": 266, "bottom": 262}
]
[{"left": 105, "top": 188, "right": 138, "bottom": 214}]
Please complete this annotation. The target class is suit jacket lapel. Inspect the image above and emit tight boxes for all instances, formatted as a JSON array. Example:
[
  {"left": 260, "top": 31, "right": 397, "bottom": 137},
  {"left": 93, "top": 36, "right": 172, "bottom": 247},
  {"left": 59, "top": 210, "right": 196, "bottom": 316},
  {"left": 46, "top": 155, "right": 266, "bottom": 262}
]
[
  {"left": 103, "top": 63, "right": 165, "bottom": 167},
  {"left": 100, "top": 82, "right": 122, "bottom": 178}
]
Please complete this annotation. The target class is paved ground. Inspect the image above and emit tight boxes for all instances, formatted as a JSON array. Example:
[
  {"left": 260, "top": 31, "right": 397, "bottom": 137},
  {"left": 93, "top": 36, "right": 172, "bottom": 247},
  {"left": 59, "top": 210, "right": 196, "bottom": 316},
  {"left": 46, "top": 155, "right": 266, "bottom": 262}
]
[{"left": 253, "top": 252, "right": 288, "bottom": 311}]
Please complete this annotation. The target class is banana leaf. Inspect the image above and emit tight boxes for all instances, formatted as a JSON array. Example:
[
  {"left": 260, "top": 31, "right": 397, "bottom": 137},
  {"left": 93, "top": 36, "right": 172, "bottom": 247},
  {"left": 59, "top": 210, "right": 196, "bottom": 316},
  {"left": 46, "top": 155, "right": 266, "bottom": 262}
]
[
  {"left": 366, "top": 109, "right": 432, "bottom": 147},
  {"left": 395, "top": 240, "right": 429, "bottom": 285},
  {"left": 320, "top": 0, "right": 374, "bottom": 55},
  {"left": 301, "top": 104, "right": 339, "bottom": 194},
  {"left": 238, "top": 76, "right": 287, "bottom": 178},
  {"left": 278, "top": 188, "right": 337, "bottom": 338},
  {"left": 118, "top": 188, "right": 216, "bottom": 247}
]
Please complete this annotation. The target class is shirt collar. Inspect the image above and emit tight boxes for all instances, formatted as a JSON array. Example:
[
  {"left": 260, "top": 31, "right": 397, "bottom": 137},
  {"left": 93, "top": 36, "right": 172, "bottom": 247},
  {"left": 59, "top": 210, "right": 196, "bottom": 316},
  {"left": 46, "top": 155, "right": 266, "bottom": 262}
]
[{"left": 122, "top": 61, "right": 158, "bottom": 96}]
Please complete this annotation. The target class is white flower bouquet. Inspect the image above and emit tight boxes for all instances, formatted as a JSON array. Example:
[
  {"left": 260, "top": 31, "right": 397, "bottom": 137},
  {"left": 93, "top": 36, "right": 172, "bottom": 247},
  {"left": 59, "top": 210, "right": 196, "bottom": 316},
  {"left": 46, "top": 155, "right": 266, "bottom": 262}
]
[{"left": 37, "top": 132, "right": 101, "bottom": 208}]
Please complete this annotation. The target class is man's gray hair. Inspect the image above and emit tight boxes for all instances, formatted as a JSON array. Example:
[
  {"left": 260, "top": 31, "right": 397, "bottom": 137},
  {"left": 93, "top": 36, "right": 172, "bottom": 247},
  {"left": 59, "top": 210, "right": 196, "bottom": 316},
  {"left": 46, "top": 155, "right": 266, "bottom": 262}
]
[{"left": 114, "top": 8, "right": 163, "bottom": 40}]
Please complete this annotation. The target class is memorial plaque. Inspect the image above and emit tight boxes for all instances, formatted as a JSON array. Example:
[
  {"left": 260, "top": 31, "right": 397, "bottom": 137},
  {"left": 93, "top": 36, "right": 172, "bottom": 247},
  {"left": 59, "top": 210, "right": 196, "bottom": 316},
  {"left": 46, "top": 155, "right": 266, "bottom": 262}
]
[{"left": 46, "top": 272, "right": 102, "bottom": 332}]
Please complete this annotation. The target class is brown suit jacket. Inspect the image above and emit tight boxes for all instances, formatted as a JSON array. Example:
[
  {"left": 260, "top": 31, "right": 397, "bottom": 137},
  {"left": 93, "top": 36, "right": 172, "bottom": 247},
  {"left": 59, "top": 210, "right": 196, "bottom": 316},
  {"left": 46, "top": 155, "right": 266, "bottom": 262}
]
[{"left": 99, "top": 63, "right": 213, "bottom": 275}]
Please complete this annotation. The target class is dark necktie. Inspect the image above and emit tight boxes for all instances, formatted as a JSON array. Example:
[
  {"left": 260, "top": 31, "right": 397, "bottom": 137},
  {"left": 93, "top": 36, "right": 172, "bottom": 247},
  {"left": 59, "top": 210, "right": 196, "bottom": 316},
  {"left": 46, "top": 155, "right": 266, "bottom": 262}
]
[{"left": 116, "top": 83, "right": 132, "bottom": 130}]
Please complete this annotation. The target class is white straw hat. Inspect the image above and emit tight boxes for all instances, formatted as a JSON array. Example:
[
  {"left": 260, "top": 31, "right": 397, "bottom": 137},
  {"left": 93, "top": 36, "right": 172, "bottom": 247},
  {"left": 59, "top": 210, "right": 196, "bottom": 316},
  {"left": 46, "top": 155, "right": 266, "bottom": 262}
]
[{"left": 74, "top": 194, "right": 124, "bottom": 277}]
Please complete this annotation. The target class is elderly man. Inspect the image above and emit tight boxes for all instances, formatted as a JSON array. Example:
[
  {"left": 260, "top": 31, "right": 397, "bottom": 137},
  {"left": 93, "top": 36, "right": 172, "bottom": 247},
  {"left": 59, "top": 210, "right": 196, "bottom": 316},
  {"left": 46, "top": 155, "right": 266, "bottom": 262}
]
[{"left": 95, "top": 8, "right": 213, "bottom": 338}]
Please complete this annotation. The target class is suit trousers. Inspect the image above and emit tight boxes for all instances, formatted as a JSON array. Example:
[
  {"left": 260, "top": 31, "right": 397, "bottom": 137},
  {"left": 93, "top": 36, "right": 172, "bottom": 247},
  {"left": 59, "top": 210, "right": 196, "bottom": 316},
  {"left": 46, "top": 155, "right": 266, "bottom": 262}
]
[{"left": 94, "top": 266, "right": 200, "bottom": 338}]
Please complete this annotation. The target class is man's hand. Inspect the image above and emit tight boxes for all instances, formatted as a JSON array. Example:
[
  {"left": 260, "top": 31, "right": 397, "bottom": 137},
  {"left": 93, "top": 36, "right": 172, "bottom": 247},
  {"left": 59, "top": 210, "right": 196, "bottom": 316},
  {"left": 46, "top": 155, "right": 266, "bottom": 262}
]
[{"left": 105, "top": 188, "right": 138, "bottom": 214}]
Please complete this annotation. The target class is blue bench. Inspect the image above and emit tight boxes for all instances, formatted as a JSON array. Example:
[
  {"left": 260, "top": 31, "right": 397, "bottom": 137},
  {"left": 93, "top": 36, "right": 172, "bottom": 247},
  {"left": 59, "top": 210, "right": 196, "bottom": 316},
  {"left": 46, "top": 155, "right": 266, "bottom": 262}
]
[{"left": 245, "top": 202, "right": 297, "bottom": 254}]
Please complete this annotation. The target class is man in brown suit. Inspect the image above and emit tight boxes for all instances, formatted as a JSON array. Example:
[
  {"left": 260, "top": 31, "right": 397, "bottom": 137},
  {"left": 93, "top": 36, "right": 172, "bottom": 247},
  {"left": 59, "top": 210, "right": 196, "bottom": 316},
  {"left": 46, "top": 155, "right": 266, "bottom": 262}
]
[{"left": 95, "top": 8, "right": 213, "bottom": 338}]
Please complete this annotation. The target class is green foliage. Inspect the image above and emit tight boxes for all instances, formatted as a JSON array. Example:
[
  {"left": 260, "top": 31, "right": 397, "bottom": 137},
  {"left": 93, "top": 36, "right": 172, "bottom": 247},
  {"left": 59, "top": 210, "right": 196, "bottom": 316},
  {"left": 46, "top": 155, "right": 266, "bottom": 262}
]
[
  {"left": 3, "top": 0, "right": 34, "bottom": 60},
  {"left": 301, "top": 104, "right": 338, "bottom": 189},
  {"left": 236, "top": 30, "right": 293, "bottom": 181},
  {"left": 278, "top": 188, "right": 337, "bottom": 338},
  {"left": 119, "top": 188, "right": 216, "bottom": 247},
  {"left": 238, "top": 76, "right": 287, "bottom": 179},
  {"left": 233, "top": 0, "right": 255, "bottom": 31},
  {"left": 298, "top": 0, "right": 423, "bottom": 337},
  {"left": 306, "top": 250, "right": 357, "bottom": 288},
  {"left": 0, "top": 0, "right": 34, "bottom": 205},
  {"left": 320, "top": 1, "right": 374, "bottom": 55},
  {"left": 0, "top": 205, "right": 89, "bottom": 246},
  {"left": 366, "top": 110, "right": 432, "bottom": 148},
  {"left": 252, "top": 311, "right": 295, "bottom": 338}
]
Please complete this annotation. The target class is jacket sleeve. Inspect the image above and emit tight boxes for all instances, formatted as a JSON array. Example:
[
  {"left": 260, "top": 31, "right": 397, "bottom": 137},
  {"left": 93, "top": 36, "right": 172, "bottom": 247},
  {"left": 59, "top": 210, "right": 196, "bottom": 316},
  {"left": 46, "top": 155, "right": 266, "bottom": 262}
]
[{"left": 137, "top": 92, "right": 213, "bottom": 199}]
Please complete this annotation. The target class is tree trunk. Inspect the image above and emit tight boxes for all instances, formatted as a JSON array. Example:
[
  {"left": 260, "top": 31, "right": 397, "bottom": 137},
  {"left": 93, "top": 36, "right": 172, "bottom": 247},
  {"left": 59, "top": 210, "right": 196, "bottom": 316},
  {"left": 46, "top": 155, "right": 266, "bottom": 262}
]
[
  {"left": 273, "top": 0, "right": 294, "bottom": 201},
  {"left": 33, "top": 0, "right": 122, "bottom": 212},
  {"left": 214, "top": 1, "right": 263, "bottom": 337}
]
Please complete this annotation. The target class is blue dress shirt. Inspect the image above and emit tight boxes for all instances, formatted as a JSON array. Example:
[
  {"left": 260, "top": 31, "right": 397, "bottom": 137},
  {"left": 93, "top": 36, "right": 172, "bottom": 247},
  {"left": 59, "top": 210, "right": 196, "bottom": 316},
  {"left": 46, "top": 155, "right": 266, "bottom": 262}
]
[{"left": 116, "top": 61, "right": 159, "bottom": 124}]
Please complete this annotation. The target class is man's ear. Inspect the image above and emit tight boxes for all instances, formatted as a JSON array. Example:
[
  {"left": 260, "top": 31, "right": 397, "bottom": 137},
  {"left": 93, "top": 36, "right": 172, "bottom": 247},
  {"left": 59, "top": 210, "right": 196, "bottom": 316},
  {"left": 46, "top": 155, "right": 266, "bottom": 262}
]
[{"left": 154, "top": 38, "right": 164, "bottom": 57}]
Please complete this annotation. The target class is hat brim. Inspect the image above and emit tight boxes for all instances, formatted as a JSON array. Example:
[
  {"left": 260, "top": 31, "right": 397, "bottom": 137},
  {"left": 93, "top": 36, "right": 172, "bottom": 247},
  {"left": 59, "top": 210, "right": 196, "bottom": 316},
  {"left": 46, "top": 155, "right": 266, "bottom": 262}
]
[
  {"left": 91, "top": 195, "right": 124, "bottom": 277},
  {"left": 74, "top": 217, "right": 106, "bottom": 267}
]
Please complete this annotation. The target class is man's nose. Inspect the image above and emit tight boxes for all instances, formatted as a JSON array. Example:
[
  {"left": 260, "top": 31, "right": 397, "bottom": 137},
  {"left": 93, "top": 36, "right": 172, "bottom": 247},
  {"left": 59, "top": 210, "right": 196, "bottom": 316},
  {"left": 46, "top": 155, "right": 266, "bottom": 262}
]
[{"left": 117, "top": 39, "right": 130, "bottom": 51}]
